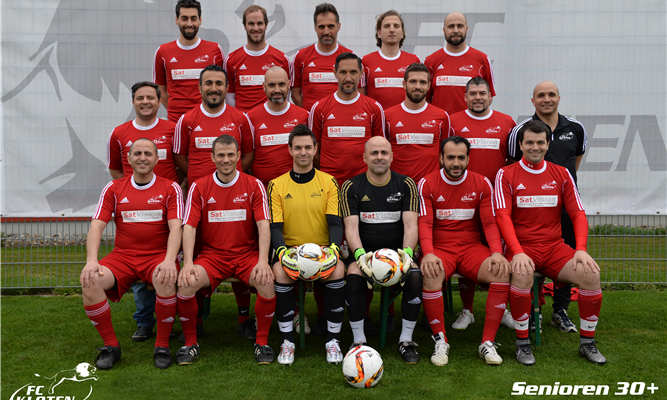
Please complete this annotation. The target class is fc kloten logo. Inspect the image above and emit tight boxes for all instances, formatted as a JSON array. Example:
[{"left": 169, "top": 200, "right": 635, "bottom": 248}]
[{"left": 10, "top": 363, "right": 99, "bottom": 400}]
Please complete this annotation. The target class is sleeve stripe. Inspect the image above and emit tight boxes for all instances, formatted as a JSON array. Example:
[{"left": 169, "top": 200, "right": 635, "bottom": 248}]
[
  {"left": 417, "top": 178, "right": 427, "bottom": 216},
  {"left": 494, "top": 169, "right": 506, "bottom": 209},
  {"left": 152, "top": 47, "right": 160, "bottom": 83},
  {"left": 565, "top": 169, "right": 585, "bottom": 211},
  {"left": 182, "top": 182, "right": 198, "bottom": 224},
  {"left": 307, "top": 101, "right": 320, "bottom": 130},
  {"left": 405, "top": 177, "right": 419, "bottom": 213},
  {"left": 508, "top": 117, "right": 531, "bottom": 158},
  {"left": 255, "top": 178, "right": 271, "bottom": 220},
  {"left": 267, "top": 181, "right": 275, "bottom": 221},
  {"left": 566, "top": 116, "right": 588, "bottom": 152},
  {"left": 173, "top": 114, "right": 186, "bottom": 153},
  {"left": 483, "top": 177, "right": 496, "bottom": 216},
  {"left": 106, "top": 129, "right": 115, "bottom": 168},
  {"left": 93, "top": 181, "right": 115, "bottom": 219},
  {"left": 246, "top": 114, "right": 256, "bottom": 149},
  {"left": 171, "top": 182, "right": 184, "bottom": 220},
  {"left": 340, "top": 180, "right": 351, "bottom": 217},
  {"left": 375, "top": 101, "right": 386, "bottom": 136}
]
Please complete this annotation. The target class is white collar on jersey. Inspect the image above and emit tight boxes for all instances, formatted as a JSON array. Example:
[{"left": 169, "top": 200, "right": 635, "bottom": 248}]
[
  {"left": 263, "top": 102, "right": 291, "bottom": 116},
  {"left": 400, "top": 102, "right": 428, "bottom": 114},
  {"left": 334, "top": 92, "right": 360, "bottom": 105},
  {"left": 200, "top": 103, "right": 227, "bottom": 118},
  {"left": 443, "top": 45, "right": 470, "bottom": 57},
  {"left": 379, "top": 50, "right": 402, "bottom": 61},
  {"left": 131, "top": 173, "right": 157, "bottom": 190},
  {"left": 440, "top": 169, "right": 468, "bottom": 185},
  {"left": 519, "top": 158, "right": 547, "bottom": 174},
  {"left": 315, "top": 43, "right": 339, "bottom": 57},
  {"left": 464, "top": 109, "right": 494, "bottom": 121},
  {"left": 176, "top": 37, "right": 202, "bottom": 50},
  {"left": 212, "top": 170, "right": 240, "bottom": 187},
  {"left": 243, "top": 44, "right": 269, "bottom": 56},
  {"left": 132, "top": 118, "right": 159, "bottom": 131}
]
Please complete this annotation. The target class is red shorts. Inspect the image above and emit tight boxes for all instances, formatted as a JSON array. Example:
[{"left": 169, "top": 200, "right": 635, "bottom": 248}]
[
  {"left": 505, "top": 241, "right": 575, "bottom": 281},
  {"left": 100, "top": 249, "right": 179, "bottom": 303},
  {"left": 433, "top": 242, "right": 491, "bottom": 283},
  {"left": 194, "top": 250, "right": 258, "bottom": 296}
]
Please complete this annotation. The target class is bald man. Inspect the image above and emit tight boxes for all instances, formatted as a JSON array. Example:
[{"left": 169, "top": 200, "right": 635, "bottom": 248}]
[
  {"left": 507, "top": 81, "right": 588, "bottom": 334},
  {"left": 340, "top": 136, "right": 422, "bottom": 363}
]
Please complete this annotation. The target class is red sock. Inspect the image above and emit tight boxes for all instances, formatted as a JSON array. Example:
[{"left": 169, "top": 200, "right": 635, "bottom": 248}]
[
  {"left": 195, "top": 291, "right": 205, "bottom": 326},
  {"left": 232, "top": 282, "right": 251, "bottom": 324},
  {"left": 84, "top": 300, "right": 118, "bottom": 347},
  {"left": 578, "top": 288, "right": 602, "bottom": 338},
  {"left": 509, "top": 286, "right": 532, "bottom": 339},
  {"left": 314, "top": 284, "right": 325, "bottom": 316},
  {"left": 178, "top": 293, "right": 198, "bottom": 346},
  {"left": 365, "top": 287, "right": 374, "bottom": 316},
  {"left": 458, "top": 277, "right": 476, "bottom": 313},
  {"left": 254, "top": 294, "right": 276, "bottom": 346},
  {"left": 155, "top": 294, "right": 177, "bottom": 348},
  {"left": 482, "top": 283, "right": 510, "bottom": 343},
  {"left": 422, "top": 289, "right": 447, "bottom": 342}
]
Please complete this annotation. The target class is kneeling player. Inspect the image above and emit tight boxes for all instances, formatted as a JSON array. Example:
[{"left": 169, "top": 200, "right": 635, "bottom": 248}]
[
  {"left": 495, "top": 120, "right": 606, "bottom": 365},
  {"left": 177, "top": 135, "right": 276, "bottom": 365},
  {"left": 81, "top": 139, "right": 183, "bottom": 369},
  {"left": 419, "top": 136, "right": 511, "bottom": 366},
  {"left": 342, "top": 137, "right": 423, "bottom": 363}
]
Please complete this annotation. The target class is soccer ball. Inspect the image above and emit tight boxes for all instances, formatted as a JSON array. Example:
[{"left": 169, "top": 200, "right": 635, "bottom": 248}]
[
  {"left": 343, "top": 345, "right": 383, "bottom": 388},
  {"left": 370, "top": 248, "right": 403, "bottom": 287},
  {"left": 295, "top": 243, "right": 326, "bottom": 281}
]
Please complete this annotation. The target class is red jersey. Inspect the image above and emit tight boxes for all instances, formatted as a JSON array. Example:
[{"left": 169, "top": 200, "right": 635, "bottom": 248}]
[
  {"left": 224, "top": 45, "right": 291, "bottom": 112},
  {"left": 309, "top": 93, "right": 385, "bottom": 186},
  {"left": 362, "top": 50, "right": 420, "bottom": 111},
  {"left": 385, "top": 102, "right": 451, "bottom": 183},
  {"left": 418, "top": 170, "right": 501, "bottom": 255},
  {"left": 247, "top": 102, "right": 309, "bottom": 187},
  {"left": 93, "top": 174, "right": 183, "bottom": 254},
  {"left": 494, "top": 159, "right": 585, "bottom": 253},
  {"left": 153, "top": 39, "right": 224, "bottom": 122},
  {"left": 184, "top": 171, "right": 270, "bottom": 254},
  {"left": 107, "top": 118, "right": 178, "bottom": 183},
  {"left": 423, "top": 46, "right": 495, "bottom": 116},
  {"left": 450, "top": 109, "right": 516, "bottom": 183},
  {"left": 174, "top": 104, "right": 253, "bottom": 185},
  {"left": 291, "top": 43, "right": 364, "bottom": 111}
]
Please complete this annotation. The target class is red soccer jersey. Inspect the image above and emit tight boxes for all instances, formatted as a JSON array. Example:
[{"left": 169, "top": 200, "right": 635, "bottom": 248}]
[
  {"left": 417, "top": 170, "right": 501, "bottom": 255},
  {"left": 247, "top": 102, "right": 309, "bottom": 187},
  {"left": 224, "top": 45, "right": 291, "bottom": 112},
  {"left": 291, "top": 43, "right": 364, "bottom": 112},
  {"left": 450, "top": 109, "right": 516, "bottom": 183},
  {"left": 423, "top": 46, "right": 495, "bottom": 116},
  {"left": 184, "top": 171, "right": 270, "bottom": 254},
  {"left": 385, "top": 102, "right": 451, "bottom": 183},
  {"left": 153, "top": 39, "right": 224, "bottom": 122},
  {"left": 309, "top": 93, "right": 385, "bottom": 186},
  {"left": 362, "top": 50, "right": 420, "bottom": 111},
  {"left": 494, "top": 159, "right": 585, "bottom": 251},
  {"left": 107, "top": 119, "right": 178, "bottom": 183},
  {"left": 174, "top": 104, "right": 253, "bottom": 185},
  {"left": 93, "top": 174, "right": 183, "bottom": 253}
]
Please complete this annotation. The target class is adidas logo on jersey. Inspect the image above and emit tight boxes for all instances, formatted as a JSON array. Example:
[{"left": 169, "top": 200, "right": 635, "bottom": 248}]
[
  {"left": 327, "top": 114, "right": 335, "bottom": 120},
  {"left": 395, "top": 121, "right": 404, "bottom": 127},
  {"left": 259, "top": 123, "right": 268, "bottom": 129},
  {"left": 361, "top": 195, "right": 370, "bottom": 201},
  {"left": 240, "top": 64, "right": 247, "bottom": 70},
  {"left": 194, "top": 126, "right": 203, "bottom": 132},
  {"left": 285, "top": 193, "right": 293, "bottom": 200},
  {"left": 436, "top": 195, "right": 445, "bottom": 202},
  {"left": 308, "top": 62, "right": 316, "bottom": 67},
  {"left": 461, "top": 127, "right": 470, "bottom": 132},
  {"left": 170, "top": 57, "right": 178, "bottom": 63},
  {"left": 437, "top": 64, "right": 444, "bottom": 70},
  {"left": 516, "top": 183, "right": 526, "bottom": 190},
  {"left": 124, "top": 140, "right": 133, "bottom": 148},
  {"left": 374, "top": 67, "right": 382, "bottom": 72},
  {"left": 120, "top": 197, "right": 129, "bottom": 203},
  {"left": 207, "top": 197, "right": 216, "bottom": 204}
]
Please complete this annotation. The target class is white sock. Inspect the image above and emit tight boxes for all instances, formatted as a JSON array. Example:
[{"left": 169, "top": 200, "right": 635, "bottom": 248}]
[
  {"left": 350, "top": 320, "right": 367, "bottom": 343},
  {"left": 278, "top": 320, "right": 293, "bottom": 333},
  {"left": 399, "top": 319, "right": 416, "bottom": 343}
]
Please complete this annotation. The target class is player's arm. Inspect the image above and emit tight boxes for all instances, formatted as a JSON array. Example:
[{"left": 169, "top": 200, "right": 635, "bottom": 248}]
[
  {"left": 401, "top": 177, "right": 419, "bottom": 252},
  {"left": 561, "top": 170, "right": 599, "bottom": 272},
  {"left": 80, "top": 219, "right": 108, "bottom": 287},
  {"left": 371, "top": 102, "right": 386, "bottom": 137},
  {"left": 252, "top": 219, "right": 274, "bottom": 285},
  {"left": 291, "top": 87, "right": 303, "bottom": 108},
  {"left": 154, "top": 218, "right": 183, "bottom": 285},
  {"left": 416, "top": 178, "right": 444, "bottom": 278},
  {"left": 109, "top": 169, "right": 124, "bottom": 180},
  {"left": 325, "top": 176, "right": 344, "bottom": 249},
  {"left": 174, "top": 154, "right": 188, "bottom": 175},
  {"left": 153, "top": 47, "right": 169, "bottom": 110},
  {"left": 308, "top": 103, "right": 323, "bottom": 168},
  {"left": 575, "top": 155, "right": 583, "bottom": 170},
  {"left": 107, "top": 129, "right": 124, "bottom": 180},
  {"left": 479, "top": 178, "right": 510, "bottom": 277},
  {"left": 178, "top": 184, "right": 202, "bottom": 287},
  {"left": 158, "top": 85, "right": 168, "bottom": 109},
  {"left": 241, "top": 151, "right": 254, "bottom": 173}
]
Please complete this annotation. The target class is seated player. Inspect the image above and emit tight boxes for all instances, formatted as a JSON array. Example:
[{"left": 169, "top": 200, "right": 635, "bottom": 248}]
[
  {"left": 418, "top": 136, "right": 511, "bottom": 365},
  {"left": 495, "top": 120, "right": 606, "bottom": 365},
  {"left": 342, "top": 136, "right": 423, "bottom": 363},
  {"left": 81, "top": 138, "right": 183, "bottom": 370},
  {"left": 269, "top": 124, "right": 347, "bottom": 365},
  {"left": 177, "top": 135, "right": 276, "bottom": 365}
]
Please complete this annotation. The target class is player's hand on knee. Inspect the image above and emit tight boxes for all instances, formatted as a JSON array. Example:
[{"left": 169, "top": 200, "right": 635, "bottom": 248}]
[
  {"left": 252, "top": 261, "right": 275, "bottom": 285},
  {"left": 572, "top": 250, "right": 600, "bottom": 273},
  {"left": 355, "top": 254, "right": 375, "bottom": 289},
  {"left": 510, "top": 253, "right": 535, "bottom": 275},
  {"left": 488, "top": 252, "right": 510, "bottom": 278},
  {"left": 80, "top": 261, "right": 104, "bottom": 287},
  {"left": 419, "top": 253, "right": 443, "bottom": 279},
  {"left": 397, "top": 248, "right": 414, "bottom": 274},
  {"left": 154, "top": 260, "right": 178, "bottom": 286},
  {"left": 278, "top": 246, "right": 299, "bottom": 279},
  {"left": 178, "top": 262, "right": 199, "bottom": 288}
]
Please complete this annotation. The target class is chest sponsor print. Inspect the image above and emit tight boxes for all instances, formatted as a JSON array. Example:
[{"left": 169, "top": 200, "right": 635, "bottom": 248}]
[
  {"left": 157, "top": 149, "right": 167, "bottom": 160},
  {"left": 121, "top": 210, "right": 163, "bottom": 222},
  {"left": 374, "top": 77, "right": 403, "bottom": 88},
  {"left": 360, "top": 211, "right": 401, "bottom": 224},
  {"left": 208, "top": 209, "right": 247, "bottom": 222},
  {"left": 468, "top": 138, "right": 500, "bottom": 149},
  {"left": 435, "top": 75, "right": 472, "bottom": 87},
  {"left": 195, "top": 137, "right": 217, "bottom": 149},
  {"left": 171, "top": 68, "right": 203, "bottom": 80},
  {"left": 396, "top": 133, "right": 434, "bottom": 145},
  {"left": 327, "top": 126, "right": 365, "bottom": 138},
  {"left": 517, "top": 195, "right": 558, "bottom": 208},
  {"left": 308, "top": 72, "right": 337, "bottom": 83},
  {"left": 240, "top": 75, "right": 265, "bottom": 86},
  {"left": 260, "top": 133, "right": 290, "bottom": 146},
  {"left": 436, "top": 209, "right": 475, "bottom": 220}
]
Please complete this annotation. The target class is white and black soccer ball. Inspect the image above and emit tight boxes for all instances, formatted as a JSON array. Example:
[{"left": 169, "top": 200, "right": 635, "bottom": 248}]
[
  {"left": 370, "top": 248, "right": 403, "bottom": 287},
  {"left": 296, "top": 243, "right": 325, "bottom": 281},
  {"left": 343, "top": 345, "right": 383, "bottom": 388}
]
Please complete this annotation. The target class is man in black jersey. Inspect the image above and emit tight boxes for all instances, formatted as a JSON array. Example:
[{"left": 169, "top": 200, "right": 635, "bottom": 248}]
[{"left": 341, "top": 136, "right": 422, "bottom": 363}]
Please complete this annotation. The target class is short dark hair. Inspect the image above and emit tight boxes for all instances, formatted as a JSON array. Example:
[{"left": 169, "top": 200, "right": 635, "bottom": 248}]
[
  {"left": 131, "top": 81, "right": 160, "bottom": 100},
  {"left": 440, "top": 136, "right": 470, "bottom": 155},
  {"left": 288, "top": 124, "right": 317, "bottom": 147},
  {"left": 212, "top": 134, "right": 239, "bottom": 153},
  {"left": 129, "top": 137, "right": 158, "bottom": 154},
  {"left": 243, "top": 5, "right": 268, "bottom": 25},
  {"left": 175, "top": 0, "right": 201, "bottom": 18},
  {"left": 313, "top": 3, "right": 339, "bottom": 24},
  {"left": 466, "top": 76, "right": 490, "bottom": 92},
  {"left": 517, "top": 120, "right": 552, "bottom": 144},
  {"left": 199, "top": 65, "right": 228, "bottom": 87},
  {"left": 334, "top": 52, "right": 361, "bottom": 72},
  {"left": 375, "top": 10, "right": 405, "bottom": 48},
  {"left": 404, "top": 63, "right": 430, "bottom": 82}
]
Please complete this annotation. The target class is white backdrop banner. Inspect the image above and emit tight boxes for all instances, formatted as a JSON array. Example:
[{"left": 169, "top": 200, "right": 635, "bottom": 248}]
[{"left": 1, "top": 0, "right": 665, "bottom": 216}]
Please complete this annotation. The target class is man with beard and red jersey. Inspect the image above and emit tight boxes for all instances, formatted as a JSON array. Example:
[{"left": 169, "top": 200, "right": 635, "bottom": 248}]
[
  {"left": 247, "top": 67, "right": 309, "bottom": 188},
  {"left": 291, "top": 3, "right": 364, "bottom": 111},
  {"left": 423, "top": 11, "right": 495, "bottom": 116},
  {"left": 385, "top": 63, "right": 451, "bottom": 184},
  {"left": 224, "top": 5, "right": 290, "bottom": 112},
  {"left": 153, "top": 0, "right": 224, "bottom": 122},
  {"left": 447, "top": 76, "right": 516, "bottom": 331},
  {"left": 418, "top": 136, "right": 511, "bottom": 366},
  {"left": 309, "top": 52, "right": 384, "bottom": 188},
  {"left": 495, "top": 120, "right": 605, "bottom": 366},
  {"left": 362, "top": 10, "right": 420, "bottom": 111}
]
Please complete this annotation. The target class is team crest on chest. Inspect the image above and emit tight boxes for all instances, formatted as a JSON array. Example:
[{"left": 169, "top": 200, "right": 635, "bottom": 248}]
[
  {"left": 559, "top": 132, "right": 574, "bottom": 140},
  {"left": 486, "top": 126, "right": 502, "bottom": 134},
  {"left": 147, "top": 195, "right": 164, "bottom": 204},
  {"left": 233, "top": 193, "right": 248, "bottom": 203},
  {"left": 386, "top": 192, "right": 403, "bottom": 203},
  {"left": 421, "top": 120, "right": 437, "bottom": 128},
  {"left": 461, "top": 192, "right": 477, "bottom": 202},
  {"left": 195, "top": 55, "right": 209, "bottom": 63},
  {"left": 459, "top": 64, "right": 473, "bottom": 72},
  {"left": 353, "top": 112, "right": 368, "bottom": 121},
  {"left": 220, "top": 123, "right": 236, "bottom": 132},
  {"left": 541, "top": 181, "right": 557, "bottom": 190}
]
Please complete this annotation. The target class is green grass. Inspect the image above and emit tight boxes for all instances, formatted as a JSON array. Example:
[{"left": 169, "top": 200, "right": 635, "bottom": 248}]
[{"left": 2, "top": 290, "right": 666, "bottom": 400}]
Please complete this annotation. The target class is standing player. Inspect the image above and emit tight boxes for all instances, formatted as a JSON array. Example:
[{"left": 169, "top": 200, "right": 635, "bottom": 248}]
[
  {"left": 177, "top": 135, "right": 276, "bottom": 365},
  {"left": 423, "top": 11, "right": 495, "bottom": 116},
  {"left": 269, "top": 124, "right": 346, "bottom": 365},
  {"left": 419, "top": 136, "right": 511, "bottom": 366},
  {"left": 247, "top": 66, "right": 309, "bottom": 187},
  {"left": 342, "top": 137, "right": 422, "bottom": 363},
  {"left": 495, "top": 120, "right": 605, "bottom": 365},
  {"left": 362, "top": 10, "right": 420, "bottom": 111},
  {"left": 153, "top": 0, "right": 224, "bottom": 122},
  {"left": 309, "top": 52, "right": 384, "bottom": 187},
  {"left": 82, "top": 139, "right": 183, "bottom": 369},
  {"left": 291, "top": 3, "right": 363, "bottom": 111},
  {"left": 385, "top": 63, "right": 451, "bottom": 184},
  {"left": 508, "top": 81, "right": 587, "bottom": 334},
  {"left": 224, "top": 5, "right": 291, "bottom": 112}
]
